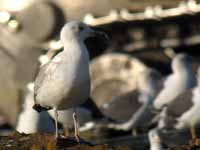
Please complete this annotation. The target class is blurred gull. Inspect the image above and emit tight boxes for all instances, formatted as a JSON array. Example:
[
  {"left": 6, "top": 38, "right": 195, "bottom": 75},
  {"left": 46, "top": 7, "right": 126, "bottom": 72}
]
[
  {"left": 152, "top": 88, "right": 193, "bottom": 132},
  {"left": 154, "top": 53, "right": 196, "bottom": 110},
  {"left": 157, "top": 106, "right": 168, "bottom": 130},
  {"left": 148, "top": 129, "right": 163, "bottom": 150},
  {"left": 174, "top": 67, "right": 200, "bottom": 139},
  {"left": 107, "top": 68, "right": 161, "bottom": 131},
  {"left": 16, "top": 82, "right": 55, "bottom": 134},
  {"left": 33, "top": 21, "right": 108, "bottom": 140}
]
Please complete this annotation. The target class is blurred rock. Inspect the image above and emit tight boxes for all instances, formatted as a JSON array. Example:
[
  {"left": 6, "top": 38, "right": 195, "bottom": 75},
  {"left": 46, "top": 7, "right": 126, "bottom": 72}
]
[
  {"left": 90, "top": 53, "right": 146, "bottom": 107},
  {"left": 0, "top": 0, "right": 35, "bottom": 12},
  {"left": 15, "top": 1, "right": 64, "bottom": 42},
  {"left": 0, "top": 133, "right": 132, "bottom": 150},
  {"left": 0, "top": 24, "right": 42, "bottom": 125},
  {"left": 55, "top": 0, "right": 182, "bottom": 20},
  {"left": 0, "top": 48, "right": 19, "bottom": 125}
]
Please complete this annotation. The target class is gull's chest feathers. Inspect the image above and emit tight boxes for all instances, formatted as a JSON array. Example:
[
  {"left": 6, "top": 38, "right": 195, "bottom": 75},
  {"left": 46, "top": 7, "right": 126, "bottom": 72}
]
[{"left": 47, "top": 45, "right": 90, "bottom": 85}]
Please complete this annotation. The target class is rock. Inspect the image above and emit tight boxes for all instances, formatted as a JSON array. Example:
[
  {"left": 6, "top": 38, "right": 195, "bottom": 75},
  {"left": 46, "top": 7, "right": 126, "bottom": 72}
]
[
  {"left": 0, "top": 48, "right": 19, "bottom": 125},
  {"left": 0, "top": 25, "right": 41, "bottom": 125},
  {"left": 15, "top": 1, "right": 65, "bottom": 42},
  {"left": 90, "top": 53, "right": 146, "bottom": 107},
  {"left": 0, "top": 133, "right": 132, "bottom": 150},
  {"left": 55, "top": 0, "right": 182, "bottom": 20}
]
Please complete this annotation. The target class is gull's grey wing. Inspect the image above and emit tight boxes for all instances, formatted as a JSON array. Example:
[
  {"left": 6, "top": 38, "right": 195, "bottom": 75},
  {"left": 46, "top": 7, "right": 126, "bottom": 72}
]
[
  {"left": 167, "top": 90, "right": 193, "bottom": 117},
  {"left": 34, "top": 62, "right": 50, "bottom": 100},
  {"left": 34, "top": 48, "right": 64, "bottom": 98},
  {"left": 123, "top": 100, "right": 155, "bottom": 130}
]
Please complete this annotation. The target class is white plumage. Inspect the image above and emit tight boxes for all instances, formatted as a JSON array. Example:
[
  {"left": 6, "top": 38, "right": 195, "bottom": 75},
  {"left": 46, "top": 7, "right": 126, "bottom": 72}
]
[
  {"left": 33, "top": 21, "right": 108, "bottom": 139},
  {"left": 175, "top": 67, "right": 200, "bottom": 129},
  {"left": 154, "top": 53, "right": 196, "bottom": 109},
  {"left": 16, "top": 83, "right": 55, "bottom": 134}
]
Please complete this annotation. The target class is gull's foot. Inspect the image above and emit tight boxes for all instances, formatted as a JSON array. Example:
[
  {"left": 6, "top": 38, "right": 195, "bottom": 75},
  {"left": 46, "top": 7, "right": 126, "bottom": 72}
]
[{"left": 75, "top": 135, "right": 80, "bottom": 144}]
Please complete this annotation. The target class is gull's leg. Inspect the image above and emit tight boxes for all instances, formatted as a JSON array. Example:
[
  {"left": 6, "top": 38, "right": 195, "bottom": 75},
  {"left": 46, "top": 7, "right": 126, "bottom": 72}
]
[
  {"left": 73, "top": 108, "right": 80, "bottom": 143},
  {"left": 189, "top": 125, "right": 200, "bottom": 146},
  {"left": 54, "top": 107, "right": 59, "bottom": 139},
  {"left": 191, "top": 126, "right": 196, "bottom": 139}
]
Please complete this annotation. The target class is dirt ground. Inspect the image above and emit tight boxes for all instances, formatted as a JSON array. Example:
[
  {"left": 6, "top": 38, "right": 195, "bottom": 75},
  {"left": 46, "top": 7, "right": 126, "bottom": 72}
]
[
  {"left": 0, "top": 133, "right": 132, "bottom": 150},
  {"left": 1, "top": 132, "right": 200, "bottom": 150}
]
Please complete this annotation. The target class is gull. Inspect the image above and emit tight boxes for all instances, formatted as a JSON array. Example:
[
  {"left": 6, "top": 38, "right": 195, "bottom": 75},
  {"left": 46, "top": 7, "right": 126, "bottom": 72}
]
[
  {"left": 148, "top": 129, "right": 163, "bottom": 150},
  {"left": 174, "top": 67, "right": 200, "bottom": 139},
  {"left": 107, "top": 68, "right": 161, "bottom": 131},
  {"left": 16, "top": 82, "right": 55, "bottom": 134},
  {"left": 33, "top": 21, "right": 108, "bottom": 140},
  {"left": 38, "top": 33, "right": 106, "bottom": 137},
  {"left": 152, "top": 88, "right": 193, "bottom": 132},
  {"left": 153, "top": 53, "right": 196, "bottom": 110}
]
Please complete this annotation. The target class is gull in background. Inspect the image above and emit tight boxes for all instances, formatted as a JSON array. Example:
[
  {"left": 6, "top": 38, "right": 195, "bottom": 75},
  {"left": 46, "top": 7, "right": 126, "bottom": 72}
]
[
  {"left": 156, "top": 106, "right": 168, "bottom": 130},
  {"left": 16, "top": 82, "right": 55, "bottom": 134},
  {"left": 107, "top": 68, "right": 161, "bottom": 131},
  {"left": 33, "top": 21, "right": 108, "bottom": 141},
  {"left": 154, "top": 53, "right": 196, "bottom": 110},
  {"left": 174, "top": 67, "right": 200, "bottom": 139}
]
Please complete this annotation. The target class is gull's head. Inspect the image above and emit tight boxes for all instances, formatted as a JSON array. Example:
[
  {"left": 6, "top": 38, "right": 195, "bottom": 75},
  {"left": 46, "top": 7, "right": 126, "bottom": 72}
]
[
  {"left": 172, "top": 53, "right": 193, "bottom": 73},
  {"left": 60, "top": 21, "right": 108, "bottom": 44}
]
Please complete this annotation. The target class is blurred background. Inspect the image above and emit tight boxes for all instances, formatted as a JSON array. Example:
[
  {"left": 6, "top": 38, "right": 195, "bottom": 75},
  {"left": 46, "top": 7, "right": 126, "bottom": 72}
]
[{"left": 0, "top": 0, "right": 200, "bottom": 142}]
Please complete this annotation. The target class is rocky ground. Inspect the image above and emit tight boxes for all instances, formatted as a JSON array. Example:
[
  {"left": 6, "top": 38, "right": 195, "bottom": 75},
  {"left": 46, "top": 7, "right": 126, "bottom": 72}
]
[
  {"left": 1, "top": 129, "right": 200, "bottom": 150},
  {"left": 0, "top": 133, "right": 132, "bottom": 150}
]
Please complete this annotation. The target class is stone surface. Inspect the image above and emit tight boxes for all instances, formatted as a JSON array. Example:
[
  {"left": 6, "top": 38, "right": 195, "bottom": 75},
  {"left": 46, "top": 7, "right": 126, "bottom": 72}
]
[
  {"left": 0, "top": 25, "right": 41, "bottom": 125},
  {"left": 90, "top": 53, "right": 146, "bottom": 107}
]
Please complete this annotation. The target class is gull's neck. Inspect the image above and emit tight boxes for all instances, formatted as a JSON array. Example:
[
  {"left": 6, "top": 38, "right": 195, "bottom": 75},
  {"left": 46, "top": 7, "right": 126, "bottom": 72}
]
[
  {"left": 174, "top": 64, "right": 193, "bottom": 75},
  {"left": 62, "top": 37, "right": 89, "bottom": 60},
  {"left": 174, "top": 65, "right": 195, "bottom": 84},
  {"left": 62, "top": 36, "right": 83, "bottom": 49}
]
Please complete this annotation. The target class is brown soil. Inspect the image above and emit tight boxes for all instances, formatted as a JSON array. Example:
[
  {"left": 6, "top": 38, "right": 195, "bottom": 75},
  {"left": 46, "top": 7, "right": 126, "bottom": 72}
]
[{"left": 0, "top": 133, "right": 132, "bottom": 150}]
